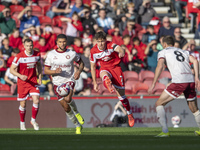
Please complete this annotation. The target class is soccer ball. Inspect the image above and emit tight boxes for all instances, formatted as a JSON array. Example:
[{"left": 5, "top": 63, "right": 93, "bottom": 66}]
[
  {"left": 56, "top": 83, "right": 70, "bottom": 97},
  {"left": 171, "top": 115, "right": 181, "bottom": 128}
]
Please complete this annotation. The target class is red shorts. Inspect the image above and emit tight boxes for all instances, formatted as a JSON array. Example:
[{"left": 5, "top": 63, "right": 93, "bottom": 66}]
[
  {"left": 165, "top": 82, "right": 196, "bottom": 101},
  {"left": 53, "top": 81, "right": 75, "bottom": 101},
  {"left": 100, "top": 66, "right": 125, "bottom": 89},
  {"left": 17, "top": 84, "right": 40, "bottom": 101}
]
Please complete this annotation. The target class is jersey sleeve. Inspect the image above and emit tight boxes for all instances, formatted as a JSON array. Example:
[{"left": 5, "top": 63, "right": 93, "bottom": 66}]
[
  {"left": 73, "top": 52, "right": 81, "bottom": 63},
  {"left": 111, "top": 42, "right": 119, "bottom": 51},
  {"left": 44, "top": 53, "right": 52, "bottom": 67},
  {"left": 12, "top": 54, "right": 21, "bottom": 66},
  {"left": 157, "top": 50, "right": 165, "bottom": 61}
]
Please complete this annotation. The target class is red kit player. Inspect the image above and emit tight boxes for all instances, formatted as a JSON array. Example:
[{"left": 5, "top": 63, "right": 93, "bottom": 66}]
[
  {"left": 10, "top": 39, "right": 42, "bottom": 131},
  {"left": 90, "top": 31, "right": 135, "bottom": 127}
]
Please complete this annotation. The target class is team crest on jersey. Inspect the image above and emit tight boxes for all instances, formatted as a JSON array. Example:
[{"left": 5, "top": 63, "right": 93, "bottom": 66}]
[{"left": 66, "top": 55, "right": 70, "bottom": 59}]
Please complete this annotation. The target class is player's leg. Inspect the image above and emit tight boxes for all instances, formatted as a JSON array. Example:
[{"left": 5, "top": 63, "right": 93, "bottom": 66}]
[
  {"left": 19, "top": 100, "right": 26, "bottom": 130},
  {"left": 155, "top": 91, "right": 175, "bottom": 137},
  {"left": 100, "top": 70, "right": 115, "bottom": 93},
  {"left": 30, "top": 95, "right": 40, "bottom": 130}
]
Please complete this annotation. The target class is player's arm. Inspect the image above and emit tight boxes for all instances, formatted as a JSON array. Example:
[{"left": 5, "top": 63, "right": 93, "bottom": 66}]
[
  {"left": 148, "top": 58, "right": 165, "bottom": 94},
  {"left": 36, "top": 61, "right": 42, "bottom": 85},
  {"left": 189, "top": 55, "right": 200, "bottom": 90},
  {"left": 74, "top": 58, "right": 84, "bottom": 80},
  {"left": 44, "top": 66, "right": 62, "bottom": 75},
  {"left": 90, "top": 61, "right": 99, "bottom": 92},
  {"left": 10, "top": 64, "right": 27, "bottom": 81},
  {"left": 114, "top": 45, "right": 125, "bottom": 58}
]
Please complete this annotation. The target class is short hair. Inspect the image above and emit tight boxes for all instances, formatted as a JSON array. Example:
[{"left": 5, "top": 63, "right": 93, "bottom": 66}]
[
  {"left": 147, "top": 25, "right": 154, "bottom": 29},
  {"left": 13, "top": 48, "right": 20, "bottom": 54},
  {"left": 72, "top": 12, "right": 78, "bottom": 17},
  {"left": 95, "top": 31, "right": 107, "bottom": 40},
  {"left": 122, "top": 35, "right": 130, "bottom": 39},
  {"left": 74, "top": 37, "right": 81, "bottom": 42},
  {"left": 127, "top": 2, "right": 135, "bottom": 7},
  {"left": 132, "top": 37, "right": 140, "bottom": 43},
  {"left": 24, "top": 38, "right": 33, "bottom": 44},
  {"left": 39, "top": 37, "right": 45, "bottom": 41},
  {"left": 162, "top": 35, "right": 175, "bottom": 46},
  {"left": 56, "top": 34, "right": 67, "bottom": 41},
  {"left": 98, "top": 8, "right": 106, "bottom": 13},
  {"left": 83, "top": 46, "right": 90, "bottom": 51}
]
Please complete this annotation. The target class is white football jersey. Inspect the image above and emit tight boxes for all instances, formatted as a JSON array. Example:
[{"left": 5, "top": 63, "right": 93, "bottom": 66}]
[
  {"left": 158, "top": 47, "right": 194, "bottom": 83},
  {"left": 45, "top": 49, "right": 80, "bottom": 86}
]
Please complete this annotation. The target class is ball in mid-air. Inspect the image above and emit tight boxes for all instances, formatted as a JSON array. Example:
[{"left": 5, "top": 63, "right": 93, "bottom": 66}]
[{"left": 56, "top": 83, "right": 70, "bottom": 97}]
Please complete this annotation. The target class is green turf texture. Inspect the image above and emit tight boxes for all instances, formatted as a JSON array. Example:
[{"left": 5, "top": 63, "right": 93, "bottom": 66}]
[{"left": 0, "top": 127, "right": 199, "bottom": 150}]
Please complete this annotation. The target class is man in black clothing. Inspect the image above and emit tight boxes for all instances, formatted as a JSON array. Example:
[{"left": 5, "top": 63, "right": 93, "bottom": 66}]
[{"left": 173, "top": 27, "right": 187, "bottom": 49}]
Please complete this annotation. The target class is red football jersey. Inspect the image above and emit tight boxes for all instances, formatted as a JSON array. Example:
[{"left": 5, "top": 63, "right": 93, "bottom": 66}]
[
  {"left": 12, "top": 50, "right": 40, "bottom": 87},
  {"left": 90, "top": 41, "right": 121, "bottom": 69}
]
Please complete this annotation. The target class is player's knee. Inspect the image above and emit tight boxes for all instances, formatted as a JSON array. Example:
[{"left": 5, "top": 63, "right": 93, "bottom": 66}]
[
  {"left": 64, "top": 97, "right": 71, "bottom": 103},
  {"left": 20, "top": 102, "right": 26, "bottom": 108}
]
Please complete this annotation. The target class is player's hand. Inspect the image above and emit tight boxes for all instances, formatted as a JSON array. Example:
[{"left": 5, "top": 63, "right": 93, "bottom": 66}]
[
  {"left": 38, "top": 76, "right": 42, "bottom": 85},
  {"left": 20, "top": 75, "right": 28, "bottom": 81},
  {"left": 148, "top": 84, "right": 155, "bottom": 95},
  {"left": 195, "top": 78, "right": 200, "bottom": 91},
  {"left": 118, "top": 52, "right": 125, "bottom": 58},
  {"left": 74, "top": 71, "right": 81, "bottom": 80},
  {"left": 94, "top": 83, "right": 99, "bottom": 92},
  {"left": 55, "top": 67, "right": 62, "bottom": 74}
]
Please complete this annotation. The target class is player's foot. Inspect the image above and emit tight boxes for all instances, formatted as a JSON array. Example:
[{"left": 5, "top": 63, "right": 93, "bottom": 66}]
[
  {"left": 104, "top": 76, "right": 114, "bottom": 93},
  {"left": 20, "top": 122, "right": 26, "bottom": 131},
  {"left": 76, "top": 125, "right": 82, "bottom": 134},
  {"left": 194, "top": 130, "right": 200, "bottom": 136},
  {"left": 155, "top": 132, "right": 170, "bottom": 137},
  {"left": 30, "top": 121, "right": 39, "bottom": 130},
  {"left": 75, "top": 113, "right": 84, "bottom": 125},
  {"left": 128, "top": 114, "right": 135, "bottom": 127}
]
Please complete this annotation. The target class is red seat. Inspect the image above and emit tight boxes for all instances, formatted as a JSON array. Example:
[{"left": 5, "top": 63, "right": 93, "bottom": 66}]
[
  {"left": 53, "top": 26, "right": 62, "bottom": 35},
  {"left": 0, "top": 83, "right": 10, "bottom": 92},
  {"left": 38, "top": 0, "right": 50, "bottom": 8},
  {"left": 125, "top": 81, "right": 138, "bottom": 95},
  {"left": 132, "top": 82, "right": 149, "bottom": 95},
  {"left": 49, "top": 0, "right": 56, "bottom": 3},
  {"left": 10, "top": 5, "right": 24, "bottom": 15},
  {"left": 31, "top": 5, "right": 42, "bottom": 12},
  {"left": 139, "top": 70, "right": 154, "bottom": 82},
  {"left": 159, "top": 71, "right": 172, "bottom": 80},
  {"left": 102, "top": 90, "right": 117, "bottom": 96},
  {"left": 42, "top": 5, "right": 51, "bottom": 16},
  {"left": 0, "top": 5, "right": 5, "bottom": 11},
  {"left": 153, "top": 83, "right": 166, "bottom": 95},
  {"left": 123, "top": 71, "right": 139, "bottom": 82},
  {"left": 143, "top": 80, "right": 153, "bottom": 87},
  {"left": 38, "top": 16, "right": 52, "bottom": 25},
  {"left": 83, "top": 0, "right": 92, "bottom": 6},
  {"left": 12, "top": 16, "right": 20, "bottom": 28},
  {"left": 52, "top": 16, "right": 67, "bottom": 27}
]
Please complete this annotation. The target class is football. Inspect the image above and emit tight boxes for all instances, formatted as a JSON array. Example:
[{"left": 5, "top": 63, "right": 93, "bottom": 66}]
[
  {"left": 171, "top": 115, "right": 181, "bottom": 128},
  {"left": 56, "top": 83, "right": 70, "bottom": 97}
]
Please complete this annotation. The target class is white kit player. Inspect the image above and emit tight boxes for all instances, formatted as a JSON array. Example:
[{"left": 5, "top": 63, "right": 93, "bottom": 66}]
[
  {"left": 44, "top": 34, "right": 84, "bottom": 134},
  {"left": 148, "top": 36, "right": 200, "bottom": 137},
  {"left": 10, "top": 39, "right": 42, "bottom": 131}
]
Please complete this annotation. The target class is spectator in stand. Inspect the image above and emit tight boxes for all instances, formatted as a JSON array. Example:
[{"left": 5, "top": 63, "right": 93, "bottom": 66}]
[
  {"left": 119, "top": 15, "right": 127, "bottom": 35},
  {"left": 183, "top": 40, "right": 199, "bottom": 61},
  {"left": 122, "top": 19, "right": 143, "bottom": 44},
  {"left": 0, "top": 7, "right": 16, "bottom": 36},
  {"left": 174, "top": 41, "right": 181, "bottom": 48},
  {"left": 1, "top": 0, "right": 26, "bottom": 7},
  {"left": 138, "top": 0, "right": 158, "bottom": 27},
  {"left": 173, "top": 0, "right": 188, "bottom": 23},
  {"left": 41, "top": 25, "right": 57, "bottom": 49},
  {"left": 142, "top": 25, "right": 157, "bottom": 45},
  {"left": 158, "top": 16, "right": 175, "bottom": 40},
  {"left": 96, "top": 9, "right": 115, "bottom": 33},
  {"left": 133, "top": 37, "right": 147, "bottom": 61},
  {"left": 173, "top": 27, "right": 188, "bottom": 49},
  {"left": 122, "top": 35, "right": 133, "bottom": 53},
  {"left": 61, "top": 12, "right": 83, "bottom": 46},
  {"left": 18, "top": 35, "right": 29, "bottom": 52},
  {"left": 80, "top": 7, "right": 98, "bottom": 36},
  {"left": 81, "top": 29, "right": 93, "bottom": 47},
  {"left": 7, "top": 48, "right": 20, "bottom": 68},
  {"left": 144, "top": 40, "right": 159, "bottom": 72},
  {"left": 90, "top": 0, "right": 104, "bottom": 19},
  {"left": 9, "top": 29, "right": 22, "bottom": 49},
  {"left": 69, "top": 0, "right": 84, "bottom": 18},
  {"left": 130, "top": 0, "right": 143, "bottom": 12},
  {"left": 0, "top": 38, "right": 13, "bottom": 61},
  {"left": 27, "top": 0, "right": 38, "bottom": 6},
  {"left": 81, "top": 46, "right": 91, "bottom": 79},
  {"left": 0, "top": 56, "right": 6, "bottom": 83},
  {"left": 125, "top": 2, "right": 138, "bottom": 22},
  {"left": 105, "top": 0, "right": 121, "bottom": 20},
  {"left": 156, "top": 35, "right": 164, "bottom": 51},
  {"left": 23, "top": 26, "right": 39, "bottom": 46},
  {"left": 108, "top": 27, "right": 123, "bottom": 46},
  {"left": 46, "top": 0, "right": 71, "bottom": 19},
  {"left": 34, "top": 37, "right": 50, "bottom": 57},
  {"left": 18, "top": 6, "right": 41, "bottom": 36},
  {"left": 0, "top": 28, "right": 6, "bottom": 48},
  {"left": 72, "top": 37, "right": 83, "bottom": 54}
]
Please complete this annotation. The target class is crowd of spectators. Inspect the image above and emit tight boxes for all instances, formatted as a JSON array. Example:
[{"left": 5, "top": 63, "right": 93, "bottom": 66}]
[{"left": 0, "top": 0, "right": 200, "bottom": 96}]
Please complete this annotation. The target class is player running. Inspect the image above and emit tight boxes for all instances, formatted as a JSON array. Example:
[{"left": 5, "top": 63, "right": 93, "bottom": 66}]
[
  {"left": 10, "top": 39, "right": 42, "bottom": 131},
  {"left": 44, "top": 34, "right": 84, "bottom": 134},
  {"left": 90, "top": 31, "right": 135, "bottom": 127},
  {"left": 148, "top": 36, "right": 200, "bottom": 137}
]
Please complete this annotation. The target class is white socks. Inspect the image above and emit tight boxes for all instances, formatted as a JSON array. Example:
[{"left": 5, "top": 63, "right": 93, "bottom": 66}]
[
  {"left": 156, "top": 105, "right": 168, "bottom": 133},
  {"left": 66, "top": 110, "right": 80, "bottom": 127},
  {"left": 68, "top": 100, "right": 79, "bottom": 115},
  {"left": 193, "top": 110, "right": 200, "bottom": 129}
]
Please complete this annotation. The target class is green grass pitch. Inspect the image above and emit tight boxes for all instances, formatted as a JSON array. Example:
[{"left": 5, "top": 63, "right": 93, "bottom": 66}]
[{"left": 0, "top": 127, "right": 199, "bottom": 150}]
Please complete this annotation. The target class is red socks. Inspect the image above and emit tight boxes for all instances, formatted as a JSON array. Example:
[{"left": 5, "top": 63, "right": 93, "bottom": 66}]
[
  {"left": 19, "top": 106, "right": 26, "bottom": 122},
  {"left": 118, "top": 96, "right": 131, "bottom": 112},
  {"left": 32, "top": 103, "right": 39, "bottom": 120}
]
